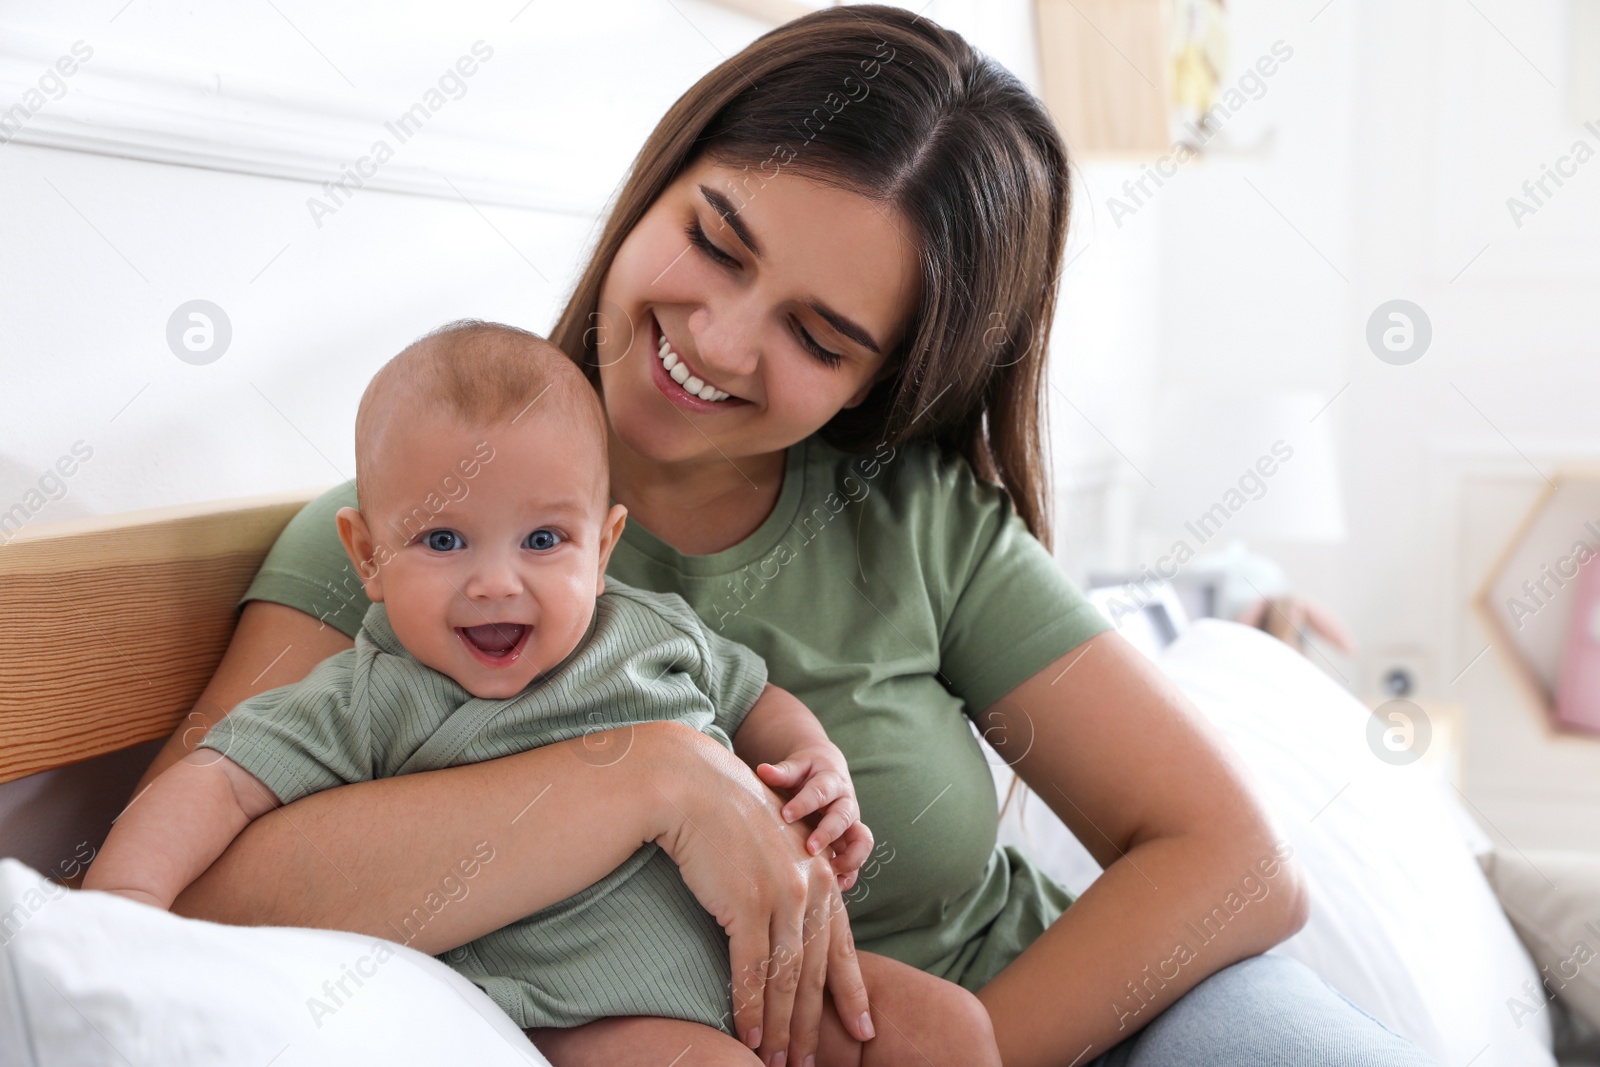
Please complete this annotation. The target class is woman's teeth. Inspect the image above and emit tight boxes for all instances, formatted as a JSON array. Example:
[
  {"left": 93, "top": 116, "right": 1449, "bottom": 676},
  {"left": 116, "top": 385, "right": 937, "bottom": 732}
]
[{"left": 657, "top": 331, "right": 732, "bottom": 402}]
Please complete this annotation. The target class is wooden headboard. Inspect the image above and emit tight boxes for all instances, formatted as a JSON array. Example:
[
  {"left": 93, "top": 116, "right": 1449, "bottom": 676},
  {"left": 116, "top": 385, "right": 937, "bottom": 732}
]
[{"left": 0, "top": 488, "right": 327, "bottom": 784}]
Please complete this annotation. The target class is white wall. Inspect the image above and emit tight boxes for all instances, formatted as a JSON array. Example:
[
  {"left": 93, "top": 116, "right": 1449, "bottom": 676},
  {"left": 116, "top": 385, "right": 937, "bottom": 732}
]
[{"left": 0, "top": 0, "right": 779, "bottom": 522}]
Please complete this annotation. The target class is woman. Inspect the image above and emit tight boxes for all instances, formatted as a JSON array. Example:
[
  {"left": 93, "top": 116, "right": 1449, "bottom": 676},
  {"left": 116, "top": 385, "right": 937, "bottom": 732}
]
[{"left": 141, "top": 7, "right": 1437, "bottom": 1066}]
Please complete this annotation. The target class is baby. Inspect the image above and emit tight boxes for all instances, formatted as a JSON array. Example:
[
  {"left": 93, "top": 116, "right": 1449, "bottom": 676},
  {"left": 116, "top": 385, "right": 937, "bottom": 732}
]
[{"left": 86, "top": 321, "right": 1001, "bottom": 1066}]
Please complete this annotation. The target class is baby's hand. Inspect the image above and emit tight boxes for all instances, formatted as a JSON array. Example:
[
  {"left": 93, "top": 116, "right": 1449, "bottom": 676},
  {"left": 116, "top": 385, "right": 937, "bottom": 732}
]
[{"left": 755, "top": 743, "right": 874, "bottom": 891}]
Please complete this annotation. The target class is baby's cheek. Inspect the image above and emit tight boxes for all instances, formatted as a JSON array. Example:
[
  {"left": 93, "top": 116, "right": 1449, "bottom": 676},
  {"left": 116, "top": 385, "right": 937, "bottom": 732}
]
[{"left": 391, "top": 608, "right": 459, "bottom": 676}]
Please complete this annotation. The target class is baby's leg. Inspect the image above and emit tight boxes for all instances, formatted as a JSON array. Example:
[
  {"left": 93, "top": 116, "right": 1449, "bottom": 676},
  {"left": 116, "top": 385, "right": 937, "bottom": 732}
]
[
  {"left": 815, "top": 951, "right": 1001, "bottom": 1067},
  {"left": 526, "top": 1016, "right": 760, "bottom": 1067}
]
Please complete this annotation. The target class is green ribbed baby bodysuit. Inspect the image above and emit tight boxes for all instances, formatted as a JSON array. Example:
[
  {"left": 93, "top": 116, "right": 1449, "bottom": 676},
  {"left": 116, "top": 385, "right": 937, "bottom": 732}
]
[{"left": 196, "top": 576, "right": 768, "bottom": 1032}]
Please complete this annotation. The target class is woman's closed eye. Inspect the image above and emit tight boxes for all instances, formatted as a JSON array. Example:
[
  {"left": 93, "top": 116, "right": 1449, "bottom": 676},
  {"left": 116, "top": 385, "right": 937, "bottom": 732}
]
[
  {"left": 791, "top": 318, "right": 843, "bottom": 368},
  {"left": 682, "top": 218, "right": 845, "bottom": 369},
  {"left": 685, "top": 217, "right": 738, "bottom": 268}
]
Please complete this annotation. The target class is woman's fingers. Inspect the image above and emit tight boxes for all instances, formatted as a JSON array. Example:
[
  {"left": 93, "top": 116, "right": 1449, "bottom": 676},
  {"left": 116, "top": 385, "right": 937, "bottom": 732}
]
[
  {"left": 785, "top": 865, "right": 834, "bottom": 1067},
  {"left": 757, "top": 878, "right": 806, "bottom": 1066},
  {"left": 824, "top": 890, "right": 873, "bottom": 1042},
  {"left": 645, "top": 737, "right": 860, "bottom": 1063},
  {"left": 729, "top": 913, "right": 771, "bottom": 1053}
]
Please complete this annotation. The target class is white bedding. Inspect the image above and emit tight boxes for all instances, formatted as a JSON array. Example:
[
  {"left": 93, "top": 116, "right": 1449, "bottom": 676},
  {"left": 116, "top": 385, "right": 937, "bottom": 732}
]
[{"left": 0, "top": 859, "right": 547, "bottom": 1066}]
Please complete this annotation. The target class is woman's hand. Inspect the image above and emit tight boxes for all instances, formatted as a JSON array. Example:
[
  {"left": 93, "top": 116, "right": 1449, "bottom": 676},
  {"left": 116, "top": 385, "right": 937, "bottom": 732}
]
[{"left": 648, "top": 723, "right": 874, "bottom": 1067}]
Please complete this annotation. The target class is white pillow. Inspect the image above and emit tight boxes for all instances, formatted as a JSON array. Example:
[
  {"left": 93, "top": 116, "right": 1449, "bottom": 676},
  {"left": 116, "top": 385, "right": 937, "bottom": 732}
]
[
  {"left": 994, "top": 619, "right": 1553, "bottom": 1067},
  {"left": 0, "top": 858, "right": 548, "bottom": 1067}
]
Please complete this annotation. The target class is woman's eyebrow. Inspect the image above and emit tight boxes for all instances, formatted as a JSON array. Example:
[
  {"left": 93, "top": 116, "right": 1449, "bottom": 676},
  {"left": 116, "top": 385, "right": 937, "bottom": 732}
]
[
  {"left": 699, "top": 186, "right": 762, "bottom": 257},
  {"left": 805, "top": 301, "right": 883, "bottom": 355},
  {"left": 697, "top": 184, "right": 885, "bottom": 355}
]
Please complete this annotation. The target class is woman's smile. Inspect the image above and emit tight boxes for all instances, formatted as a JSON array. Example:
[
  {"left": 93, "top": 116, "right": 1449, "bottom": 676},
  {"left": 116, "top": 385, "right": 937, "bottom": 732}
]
[{"left": 649, "top": 312, "right": 748, "bottom": 411}]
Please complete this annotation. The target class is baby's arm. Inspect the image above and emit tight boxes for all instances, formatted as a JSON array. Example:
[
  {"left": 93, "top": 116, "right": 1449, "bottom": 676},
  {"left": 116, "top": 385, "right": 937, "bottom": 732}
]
[
  {"left": 83, "top": 751, "right": 282, "bottom": 909},
  {"left": 730, "top": 682, "right": 834, "bottom": 777},
  {"left": 731, "top": 684, "right": 873, "bottom": 886}
]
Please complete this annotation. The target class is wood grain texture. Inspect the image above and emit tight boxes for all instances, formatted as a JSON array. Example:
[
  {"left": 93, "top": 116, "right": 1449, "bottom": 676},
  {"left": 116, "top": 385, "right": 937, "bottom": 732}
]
[
  {"left": 0, "top": 488, "right": 326, "bottom": 784},
  {"left": 1035, "top": 0, "right": 1171, "bottom": 158}
]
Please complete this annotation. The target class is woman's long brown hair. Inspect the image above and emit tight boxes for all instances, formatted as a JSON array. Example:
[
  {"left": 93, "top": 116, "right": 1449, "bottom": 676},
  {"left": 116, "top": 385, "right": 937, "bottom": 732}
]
[{"left": 550, "top": 4, "right": 1072, "bottom": 551}]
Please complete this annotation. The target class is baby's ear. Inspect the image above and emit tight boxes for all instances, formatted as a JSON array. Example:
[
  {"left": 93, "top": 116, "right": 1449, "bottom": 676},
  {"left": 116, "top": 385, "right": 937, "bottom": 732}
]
[
  {"left": 335, "top": 506, "right": 386, "bottom": 602},
  {"left": 593, "top": 503, "right": 628, "bottom": 597}
]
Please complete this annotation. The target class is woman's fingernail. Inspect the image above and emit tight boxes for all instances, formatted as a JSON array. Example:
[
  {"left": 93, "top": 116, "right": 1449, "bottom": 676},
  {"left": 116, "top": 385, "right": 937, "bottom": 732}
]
[
  {"left": 804, "top": 1057, "right": 815, "bottom": 1067},
  {"left": 746, "top": 1027, "right": 761, "bottom": 1049},
  {"left": 770, "top": 1053, "right": 786, "bottom": 1067},
  {"left": 859, "top": 1011, "right": 875, "bottom": 1039}
]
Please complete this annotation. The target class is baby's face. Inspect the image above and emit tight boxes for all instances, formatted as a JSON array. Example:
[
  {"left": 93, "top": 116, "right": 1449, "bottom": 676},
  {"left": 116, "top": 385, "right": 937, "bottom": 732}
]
[{"left": 337, "top": 405, "right": 625, "bottom": 700}]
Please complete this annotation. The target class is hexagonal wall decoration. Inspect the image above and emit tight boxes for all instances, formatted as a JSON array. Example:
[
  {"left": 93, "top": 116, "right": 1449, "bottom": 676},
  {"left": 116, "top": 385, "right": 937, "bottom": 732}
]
[{"left": 1474, "top": 468, "right": 1600, "bottom": 737}]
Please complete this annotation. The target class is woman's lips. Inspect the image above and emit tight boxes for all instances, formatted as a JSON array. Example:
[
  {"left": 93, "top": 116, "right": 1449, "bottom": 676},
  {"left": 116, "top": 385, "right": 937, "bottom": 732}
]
[{"left": 649, "top": 314, "right": 748, "bottom": 412}]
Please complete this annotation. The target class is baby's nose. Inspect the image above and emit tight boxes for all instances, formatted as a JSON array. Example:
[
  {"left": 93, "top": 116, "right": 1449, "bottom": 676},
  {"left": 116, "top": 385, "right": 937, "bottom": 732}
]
[{"left": 465, "top": 556, "right": 524, "bottom": 599}]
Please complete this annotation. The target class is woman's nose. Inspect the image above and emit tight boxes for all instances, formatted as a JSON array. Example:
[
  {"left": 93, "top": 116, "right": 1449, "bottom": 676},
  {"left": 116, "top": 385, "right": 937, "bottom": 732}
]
[{"left": 687, "top": 302, "right": 760, "bottom": 381}]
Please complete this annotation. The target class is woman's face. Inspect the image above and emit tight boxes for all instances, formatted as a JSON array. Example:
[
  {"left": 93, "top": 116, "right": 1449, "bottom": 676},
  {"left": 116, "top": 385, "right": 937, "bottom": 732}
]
[{"left": 594, "top": 156, "right": 921, "bottom": 466}]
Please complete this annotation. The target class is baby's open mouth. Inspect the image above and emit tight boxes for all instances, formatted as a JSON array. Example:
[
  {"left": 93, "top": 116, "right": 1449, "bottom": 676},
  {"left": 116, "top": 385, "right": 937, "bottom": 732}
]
[{"left": 457, "top": 622, "right": 530, "bottom": 665}]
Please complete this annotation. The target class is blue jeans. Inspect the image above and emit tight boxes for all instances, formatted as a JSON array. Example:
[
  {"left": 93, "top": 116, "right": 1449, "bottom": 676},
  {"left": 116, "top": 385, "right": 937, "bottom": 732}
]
[{"left": 1089, "top": 955, "right": 1441, "bottom": 1066}]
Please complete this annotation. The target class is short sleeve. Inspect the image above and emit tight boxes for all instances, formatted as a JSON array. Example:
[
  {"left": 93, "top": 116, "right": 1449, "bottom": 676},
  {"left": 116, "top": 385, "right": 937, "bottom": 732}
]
[
  {"left": 697, "top": 624, "right": 770, "bottom": 740},
  {"left": 240, "top": 480, "right": 367, "bottom": 638},
  {"left": 932, "top": 453, "right": 1113, "bottom": 717},
  {"left": 195, "top": 649, "right": 371, "bottom": 805}
]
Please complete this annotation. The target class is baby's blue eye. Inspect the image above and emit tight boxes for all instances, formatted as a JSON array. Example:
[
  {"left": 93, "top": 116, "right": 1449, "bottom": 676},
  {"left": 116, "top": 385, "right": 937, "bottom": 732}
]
[
  {"left": 526, "top": 529, "right": 561, "bottom": 551},
  {"left": 424, "top": 529, "right": 462, "bottom": 552}
]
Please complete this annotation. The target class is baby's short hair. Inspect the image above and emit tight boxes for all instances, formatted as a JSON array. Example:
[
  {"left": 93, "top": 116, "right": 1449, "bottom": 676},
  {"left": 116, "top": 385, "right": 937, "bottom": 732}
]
[{"left": 353, "top": 320, "right": 604, "bottom": 510}]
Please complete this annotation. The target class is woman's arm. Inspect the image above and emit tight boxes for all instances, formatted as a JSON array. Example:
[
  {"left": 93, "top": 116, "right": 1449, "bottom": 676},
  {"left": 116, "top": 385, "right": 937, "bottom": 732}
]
[
  {"left": 143, "top": 600, "right": 872, "bottom": 1061},
  {"left": 971, "top": 630, "right": 1311, "bottom": 1067}
]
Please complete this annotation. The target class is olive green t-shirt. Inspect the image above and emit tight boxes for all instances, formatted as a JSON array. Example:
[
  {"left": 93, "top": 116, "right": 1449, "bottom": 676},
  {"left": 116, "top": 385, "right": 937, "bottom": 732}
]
[{"left": 238, "top": 433, "right": 1114, "bottom": 993}]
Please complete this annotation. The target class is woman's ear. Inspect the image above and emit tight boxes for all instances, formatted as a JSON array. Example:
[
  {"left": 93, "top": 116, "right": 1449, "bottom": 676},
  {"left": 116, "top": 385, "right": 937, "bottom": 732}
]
[{"left": 335, "top": 505, "right": 386, "bottom": 602}]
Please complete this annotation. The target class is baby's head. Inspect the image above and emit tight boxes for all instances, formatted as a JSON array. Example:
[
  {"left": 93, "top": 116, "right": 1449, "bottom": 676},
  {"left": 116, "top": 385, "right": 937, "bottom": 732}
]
[{"left": 336, "top": 320, "right": 627, "bottom": 700}]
